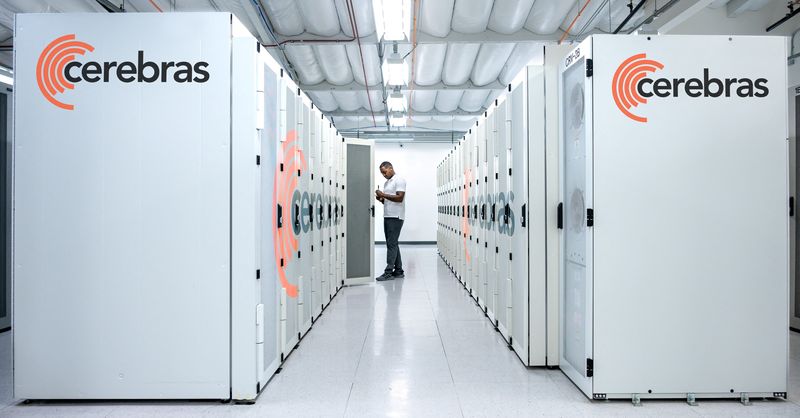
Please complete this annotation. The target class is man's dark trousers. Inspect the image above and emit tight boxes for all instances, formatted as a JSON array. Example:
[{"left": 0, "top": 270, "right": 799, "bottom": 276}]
[{"left": 384, "top": 217, "right": 404, "bottom": 274}]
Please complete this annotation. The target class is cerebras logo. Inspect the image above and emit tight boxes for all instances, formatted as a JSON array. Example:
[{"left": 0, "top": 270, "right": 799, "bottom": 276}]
[
  {"left": 612, "top": 53, "right": 769, "bottom": 123},
  {"left": 36, "top": 34, "right": 210, "bottom": 110}
]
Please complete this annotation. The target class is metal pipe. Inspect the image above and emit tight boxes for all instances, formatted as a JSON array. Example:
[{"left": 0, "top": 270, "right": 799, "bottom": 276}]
[
  {"left": 767, "top": 2, "right": 800, "bottom": 32},
  {"left": 348, "top": 0, "right": 377, "bottom": 127},
  {"left": 625, "top": 0, "right": 681, "bottom": 34},
  {"left": 614, "top": 0, "right": 647, "bottom": 34}
]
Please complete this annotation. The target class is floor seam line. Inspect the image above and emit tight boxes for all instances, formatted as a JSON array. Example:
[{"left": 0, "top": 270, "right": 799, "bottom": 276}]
[
  {"left": 343, "top": 297, "right": 372, "bottom": 417},
  {"left": 431, "top": 255, "right": 466, "bottom": 418}
]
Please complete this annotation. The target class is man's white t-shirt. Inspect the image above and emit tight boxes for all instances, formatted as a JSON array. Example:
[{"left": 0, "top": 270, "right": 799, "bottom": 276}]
[{"left": 383, "top": 175, "right": 406, "bottom": 220}]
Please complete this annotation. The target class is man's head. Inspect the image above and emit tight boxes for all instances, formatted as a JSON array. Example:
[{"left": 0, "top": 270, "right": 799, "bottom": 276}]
[{"left": 379, "top": 161, "right": 395, "bottom": 179}]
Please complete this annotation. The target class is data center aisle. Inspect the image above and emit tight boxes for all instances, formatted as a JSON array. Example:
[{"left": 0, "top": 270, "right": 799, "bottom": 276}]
[{"left": 0, "top": 246, "right": 799, "bottom": 417}]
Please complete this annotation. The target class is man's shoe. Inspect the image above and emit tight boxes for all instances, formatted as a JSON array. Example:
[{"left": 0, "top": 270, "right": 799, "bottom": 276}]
[
  {"left": 392, "top": 271, "right": 405, "bottom": 279},
  {"left": 376, "top": 273, "right": 395, "bottom": 281}
]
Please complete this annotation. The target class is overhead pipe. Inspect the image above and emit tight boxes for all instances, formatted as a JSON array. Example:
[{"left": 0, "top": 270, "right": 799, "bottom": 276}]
[
  {"left": 767, "top": 1, "right": 800, "bottom": 32},
  {"left": 625, "top": 0, "right": 680, "bottom": 34},
  {"left": 95, "top": 0, "right": 124, "bottom": 12},
  {"left": 347, "top": 0, "right": 377, "bottom": 126},
  {"left": 559, "top": 0, "right": 593, "bottom": 44},
  {"left": 408, "top": 0, "right": 421, "bottom": 126},
  {"left": 613, "top": 0, "right": 647, "bottom": 34}
]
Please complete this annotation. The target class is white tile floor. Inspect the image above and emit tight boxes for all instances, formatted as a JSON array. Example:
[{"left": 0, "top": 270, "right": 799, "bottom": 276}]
[{"left": 1, "top": 245, "right": 800, "bottom": 417}]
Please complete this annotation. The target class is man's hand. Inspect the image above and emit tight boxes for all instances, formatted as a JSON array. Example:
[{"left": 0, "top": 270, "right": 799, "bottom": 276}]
[{"left": 375, "top": 189, "right": 385, "bottom": 198}]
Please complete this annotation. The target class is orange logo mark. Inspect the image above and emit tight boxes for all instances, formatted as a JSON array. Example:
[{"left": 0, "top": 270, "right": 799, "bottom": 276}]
[
  {"left": 612, "top": 53, "right": 664, "bottom": 123},
  {"left": 273, "top": 130, "right": 306, "bottom": 298},
  {"left": 36, "top": 34, "right": 94, "bottom": 110}
]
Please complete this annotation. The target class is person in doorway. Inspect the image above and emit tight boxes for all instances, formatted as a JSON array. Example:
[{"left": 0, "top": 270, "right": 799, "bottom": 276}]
[{"left": 375, "top": 161, "right": 406, "bottom": 281}]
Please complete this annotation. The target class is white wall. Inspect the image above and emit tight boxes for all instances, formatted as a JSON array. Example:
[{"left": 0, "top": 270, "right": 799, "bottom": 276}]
[{"left": 373, "top": 141, "right": 454, "bottom": 242}]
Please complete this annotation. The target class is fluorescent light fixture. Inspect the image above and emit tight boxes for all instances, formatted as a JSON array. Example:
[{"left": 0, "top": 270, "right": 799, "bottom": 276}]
[
  {"left": 382, "top": 54, "right": 408, "bottom": 86},
  {"left": 373, "top": 0, "right": 411, "bottom": 41},
  {"left": 389, "top": 112, "right": 406, "bottom": 127},
  {"left": 387, "top": 91, "right": 406, "bottom": 112}
]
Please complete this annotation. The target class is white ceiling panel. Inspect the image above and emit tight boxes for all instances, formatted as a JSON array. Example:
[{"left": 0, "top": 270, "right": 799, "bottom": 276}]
[
  {"left": 345, "top": 43, "right": 382, "bottom": 86},
  {"left": 413, "top": 44, "right": 447, "bottom": 86},
  {"left": 460, "top": 89, "right": 490, "bottom": 112},
  {"left": 313, "top": 44, "right": 354, "bottom": 85},
  {"left": 335, "top": 0, "right": 375, "bottom": 37},
  {"left": 264, "top": 0, "right": 305, "bottom": 36},
  {"left": 411, "top": 90, "right": 437, "bottom": 112},
  {"left": 442, "top": 43, "right": 480, "bottom": 85},
  {"left": 307, "top": 91, "right": 340, "bottom": 112},
  {"left": 285, "top": 44, "right": 326, "bottom": 85},
  {"left": 498, "top": 43, "right": 541, "bottom": 85},
  {"left": 488, "top": 0, "right": 536, "bottom": 34},
  {"left": 359, "top": 89, "right": 385, "bottom": 111},
  {"left": 524, "top": 0, "right": 577, "bottom": 34},
  {"left": 333, "top": 91, "right": 362, "bottom": 111},
  {"left": 435, "top": 90, "right": 464, "bottom": 113},
  {"left": 451, "top": 0, "right": 493, "bottom": 33},
  {"left": 298, "top": 0, "right": 341, "bottom": 36},
  {"left": 471, "top": 43, "right": 515, "bottom": 86},
  {"left": 419, "top": 0, "right": 455, "bottom": 38}
]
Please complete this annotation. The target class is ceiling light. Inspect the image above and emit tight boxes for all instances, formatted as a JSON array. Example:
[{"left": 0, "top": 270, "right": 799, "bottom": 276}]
[
  {"left": 387, "top": 91, "right": 406, "bottom": 112},
  {"left": 373, "top": 0, "right": 411, "bottom": 41},
  {"left": 389, "top": 112, "right": 406, "bottom": 127},
  {"left": 382, "top": 54, "right": 408, "bottom": 86}
]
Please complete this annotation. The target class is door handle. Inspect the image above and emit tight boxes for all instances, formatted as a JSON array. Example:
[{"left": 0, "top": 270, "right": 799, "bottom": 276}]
[
  {"left": 309, "top": 204, "right": 314, "bottom": 230},
  {"left": 557, "top": 202, "right": 563, "bottom": 229},
  {"left": 294, "top": 203, "right": 300, "bottom": 228},
  {"left": 371, "top": 205, "right": 375, "bottom": 217},
  {"left": 277, "top": 204, "right": 283, "bottom": 228},
  {"left": 521, "top": 204, "right": 527, "bottom": 227}
]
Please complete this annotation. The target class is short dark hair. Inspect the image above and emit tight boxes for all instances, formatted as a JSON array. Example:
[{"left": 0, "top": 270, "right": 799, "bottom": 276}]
[{"left": 379, "top": 161, "right": 393, "bottom": 169}]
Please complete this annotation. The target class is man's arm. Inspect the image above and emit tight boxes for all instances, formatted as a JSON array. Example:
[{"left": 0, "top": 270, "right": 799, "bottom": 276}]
[{"left": 378, "top": 190, "right": 404, "bottom": 203}]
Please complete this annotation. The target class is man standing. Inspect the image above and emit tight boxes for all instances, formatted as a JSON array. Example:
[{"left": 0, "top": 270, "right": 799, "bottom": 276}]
[{"left": 375, "top": 161, "right": 406, "bottom": 281}]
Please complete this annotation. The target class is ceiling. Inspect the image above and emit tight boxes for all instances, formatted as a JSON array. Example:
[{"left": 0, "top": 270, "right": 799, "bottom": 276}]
[{"left": 0, "top": 0, "right": 782, "bottom": 139}]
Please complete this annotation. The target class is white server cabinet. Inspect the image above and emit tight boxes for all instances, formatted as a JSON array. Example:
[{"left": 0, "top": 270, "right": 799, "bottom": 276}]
[
  {"left": 507, "top": 46, "right": 569, "bottom": 367},
  {"left": 15, "top": 13, "right": 234, "bottom": 400},
  {"left": 297, "top": 102, "right": 312, "bottom": 336},
  {"left": 14, "top": 13, "right": 346, "bottom": 401},
  {"left": 465, "top": 130, "right": 478, "bottom": 295},
  {"left": 278, "top": 81, "right": 302, "bottom": 357},
  {"left": 436, "top": 46, "right": 567, "bottom": 368},
  {"left": 309, "top": 109, "right": 322, "bottom": 319},
  {"left": 559, "top": 35, "right": 787, "bottom": 400}
]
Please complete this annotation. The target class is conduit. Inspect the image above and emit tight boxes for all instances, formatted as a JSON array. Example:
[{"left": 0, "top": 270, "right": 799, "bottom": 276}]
[
  {"left": 148, "top": 0, "right": 163, "bottom": 13},
  {"left": 347, "top": 0, "right": 376, "bottom": 126},
  {"left": 558, "top": 0, "right": 592, "bottom": 44},
  {"left": 408, "top": 0, "right": 421, "bottom": 126}
]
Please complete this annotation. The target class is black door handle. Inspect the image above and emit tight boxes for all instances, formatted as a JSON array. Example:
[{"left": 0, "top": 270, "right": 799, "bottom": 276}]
[
  {"left": 557, "top": 202, "right": 563, "bottom": 229},
  {"left": 491, "top": 204, "right": 496, "bottom": 222},
  {"left": 309, "top": 204, "right": 314, "bottom": 230},
  {"left": 277, "top": 204, "right": 284, "bottom": 228},
  {"left": 521, "top": 203, "right": 527, "bottom": 227},
  {"left": 791, "top": 196, "right": 795, "bottom": 217},
  {"left": 294, "top": 203, "right": 300, "bottom": 228},
  {"left": 371, "top": 205, "right": 375, "bottom": 217}
]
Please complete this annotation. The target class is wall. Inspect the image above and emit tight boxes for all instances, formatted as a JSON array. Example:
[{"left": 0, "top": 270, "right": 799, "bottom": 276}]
[{"left": 373, "top": 141, "right": 454, "bottom": 243}]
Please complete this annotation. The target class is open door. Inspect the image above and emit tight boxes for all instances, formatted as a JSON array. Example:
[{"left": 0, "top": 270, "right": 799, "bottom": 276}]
[
  {"left": 344, "top": 138, "right": 374, "bottom": 285},
  {"left": 559, "top": 41, "right": 594, "bottom": 397}
]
